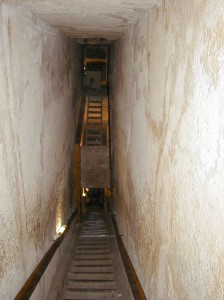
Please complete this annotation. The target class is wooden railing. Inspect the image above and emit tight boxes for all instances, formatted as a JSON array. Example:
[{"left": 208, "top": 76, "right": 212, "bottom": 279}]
[
  {"left": 15, "top": 89, "right": 88, "bottom": 299},
  {"left": 14, "top": 209, "right": 77, "bottom": 300},
  {"left": 74, "top": 88, "right": 88, "bottom": 222}
]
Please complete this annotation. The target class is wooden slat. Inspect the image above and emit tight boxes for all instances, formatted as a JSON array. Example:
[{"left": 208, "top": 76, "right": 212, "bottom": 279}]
[{"left": 85, "top": 95, "right": 103, "bottom": 146}]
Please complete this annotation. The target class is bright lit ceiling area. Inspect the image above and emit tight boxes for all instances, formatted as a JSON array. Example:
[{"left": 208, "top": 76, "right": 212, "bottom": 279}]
[{"left": 19, "top": 0, "right": 161, "bottom": 40}]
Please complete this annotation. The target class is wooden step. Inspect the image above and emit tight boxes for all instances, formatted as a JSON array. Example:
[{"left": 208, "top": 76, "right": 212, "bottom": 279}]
[
  {"left": 66, "top": 280, "right": 117, "bottom": 290},
  {"left": 67, "top": 272, "right": 115, "bottom": 281},
  {"left": 64, "top": 289, "right": 118, "bottom": 300}
]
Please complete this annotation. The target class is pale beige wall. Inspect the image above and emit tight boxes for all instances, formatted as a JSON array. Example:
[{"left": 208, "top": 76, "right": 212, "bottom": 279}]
[
  {"left": 111, "top": 1, "right": 224, "bottom": 299},
  {"left": 0, "top": 2, "right": 80, "bottom": 299}
]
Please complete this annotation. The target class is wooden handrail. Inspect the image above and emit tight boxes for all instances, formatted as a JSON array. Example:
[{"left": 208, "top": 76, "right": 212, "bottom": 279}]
[
  {"left": 14, "top": 209, "right": 77, "bottom": 300},
  {"left": 15, "top": 89, "right": 88, "bottom": 299},
  {"left": 75, "top": 87, "right": 88, "bottom": 144},
  {"left": 74, "top": 88, "right": 88, "bottom": 222}
]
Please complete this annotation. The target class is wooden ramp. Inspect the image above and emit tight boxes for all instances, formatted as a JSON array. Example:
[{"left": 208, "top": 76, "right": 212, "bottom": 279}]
[
  {"left": 61, "top": 205, "right": 133, "bottom": 300},
  {"left": 85, "top": 96, "right": 103, "bottom": 146}
]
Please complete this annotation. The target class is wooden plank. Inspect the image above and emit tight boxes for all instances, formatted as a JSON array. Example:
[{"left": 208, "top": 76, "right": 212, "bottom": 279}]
[
  {"left": 64, "top": 290, "right": 118, "bottom": 300},
  {"left": 69, "top": 266, "right": 114, "bottom": 273},
  {"left": 66, "top": 281, "right": 117, "bottom": 289},
  {"left": 71, "top": 259, "right": 112, "bottom": 266},
  {"left": 67, "top": 273, "right": 114, "bottom": 281},
  {"left": 75, "top": 89, "right": 87, "bottom": 144}
]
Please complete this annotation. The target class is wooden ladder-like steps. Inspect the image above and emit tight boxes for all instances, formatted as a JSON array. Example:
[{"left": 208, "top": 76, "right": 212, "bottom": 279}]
[
  {"left": 63, "top": 208, "right": 121, "bottom": 300},
  {"left": 85, "top": 96, "right": 103, "bottom": 146}
]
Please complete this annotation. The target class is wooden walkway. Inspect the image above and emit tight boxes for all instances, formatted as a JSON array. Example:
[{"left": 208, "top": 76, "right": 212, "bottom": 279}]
[{"left": 61, "top": 204, "right": 134, "bottom": 300}]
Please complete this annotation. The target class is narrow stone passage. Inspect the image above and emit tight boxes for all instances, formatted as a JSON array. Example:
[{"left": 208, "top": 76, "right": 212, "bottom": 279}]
[{"left": 62, "top": 204, "right": 133, "bottom": 300}]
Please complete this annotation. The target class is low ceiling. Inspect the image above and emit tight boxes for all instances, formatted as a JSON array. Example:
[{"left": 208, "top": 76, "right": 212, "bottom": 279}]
[{"left": 19, "top": 0, "right": 161, "bottom": 40}]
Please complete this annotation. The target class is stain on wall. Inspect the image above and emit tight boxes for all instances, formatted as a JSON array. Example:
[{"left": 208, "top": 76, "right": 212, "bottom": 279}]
[
  {"left": 111, "top": 1, "right": 224, "bottom": 299},
  {"left": 0, "top": 2, "right": 80, "bottom": 299}
]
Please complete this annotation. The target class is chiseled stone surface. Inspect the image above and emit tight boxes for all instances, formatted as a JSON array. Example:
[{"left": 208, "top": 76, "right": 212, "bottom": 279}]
[
  {"left": 81, "top": 146, "right": 110, "bottom": 188},
  {"left": 1, "top": 0, "right": 224, "bottom": 299},
  {"left": 19, "top": 0, "right": 161, "bottom": 40},
  {"left": 111, "top": 1, "right": 224, "bottom": 299},
  {"left": 0, "top": 2, "right": 80, "bottom": 299}
]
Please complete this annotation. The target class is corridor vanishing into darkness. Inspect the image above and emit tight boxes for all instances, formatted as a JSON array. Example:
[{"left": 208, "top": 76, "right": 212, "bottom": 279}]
[{"left": 1, "top": 1, "right": 224, "bottom": 299}]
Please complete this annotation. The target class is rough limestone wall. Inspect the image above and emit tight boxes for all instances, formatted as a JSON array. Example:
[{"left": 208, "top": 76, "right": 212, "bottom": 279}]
[
  {"left": 111, "top": 1, "right": 224, "bottom": 299},
  {"left": 0, "top": 2, "right": 80, "bottom": 299}
]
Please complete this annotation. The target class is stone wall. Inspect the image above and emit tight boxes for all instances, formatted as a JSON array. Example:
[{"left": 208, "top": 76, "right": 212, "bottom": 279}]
[
  {"left": 81, "top": 146, "right": 110, "bottom": 188},
  {"left": 111, "top": 1, "right": 224, "bottom": 299},
  {"left": 0, "top": 2, "right": 80, "bottom": 299}
]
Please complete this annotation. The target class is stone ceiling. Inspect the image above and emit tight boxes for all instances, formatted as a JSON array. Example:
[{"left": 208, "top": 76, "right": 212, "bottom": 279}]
[{"left": 19, "top": 0, "right": 161, "bottom": 40}]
